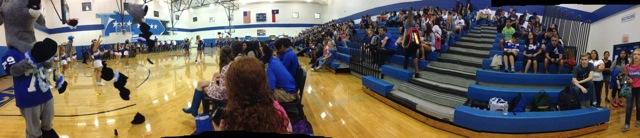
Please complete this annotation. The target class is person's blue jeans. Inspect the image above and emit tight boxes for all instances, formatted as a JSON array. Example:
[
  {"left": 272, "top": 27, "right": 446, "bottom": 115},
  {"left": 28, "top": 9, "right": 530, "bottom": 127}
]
[
  {"left": 573, "top": 82, "right": 595, "bottom": 108},
  {"left": 185, "top": 89, "right": 209, "bottom": 116},
  {"left": 625, "top": 88, "right": 640, "bottom": 125}
]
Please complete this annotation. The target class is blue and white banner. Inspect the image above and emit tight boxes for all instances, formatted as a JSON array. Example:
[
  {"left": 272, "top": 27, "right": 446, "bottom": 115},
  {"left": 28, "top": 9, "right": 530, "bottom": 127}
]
[{"left": 97, "top": 12, "right": 166, "bottom": 36}]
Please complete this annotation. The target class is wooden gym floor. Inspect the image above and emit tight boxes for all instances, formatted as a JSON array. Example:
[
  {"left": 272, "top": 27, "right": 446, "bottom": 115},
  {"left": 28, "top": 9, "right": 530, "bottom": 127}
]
[{"left": 0, "top": 49, "right": 638, "bottom": 138}]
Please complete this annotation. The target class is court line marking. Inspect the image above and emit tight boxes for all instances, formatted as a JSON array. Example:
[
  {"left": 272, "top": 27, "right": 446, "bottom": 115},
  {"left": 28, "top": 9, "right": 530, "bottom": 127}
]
[{"left": 0, "top": 103, "right": 136, "bottom": 117}]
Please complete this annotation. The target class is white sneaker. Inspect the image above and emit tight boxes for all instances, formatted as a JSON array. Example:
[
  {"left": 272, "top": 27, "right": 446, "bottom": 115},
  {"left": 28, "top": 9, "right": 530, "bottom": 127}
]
[{"left": 97, "top": 82, "right": 105, "bottom": 86}]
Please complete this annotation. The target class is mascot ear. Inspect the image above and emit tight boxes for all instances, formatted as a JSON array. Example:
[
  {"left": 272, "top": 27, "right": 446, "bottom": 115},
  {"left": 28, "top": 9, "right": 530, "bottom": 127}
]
[{"left": 36, "top": 14, "right": 45, "bottom": 26}]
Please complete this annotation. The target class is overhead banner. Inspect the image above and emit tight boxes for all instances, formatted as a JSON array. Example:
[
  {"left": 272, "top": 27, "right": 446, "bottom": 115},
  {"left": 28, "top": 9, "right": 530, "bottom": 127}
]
[{"left": 97, "top": 12, "right": 165, "bottom": 36}]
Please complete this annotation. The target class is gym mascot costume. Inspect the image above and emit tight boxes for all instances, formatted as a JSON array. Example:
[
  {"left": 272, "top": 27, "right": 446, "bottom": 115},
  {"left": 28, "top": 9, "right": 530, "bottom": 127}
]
[{"left": 0, "top": 0, "right": 67, "bottom": 137}]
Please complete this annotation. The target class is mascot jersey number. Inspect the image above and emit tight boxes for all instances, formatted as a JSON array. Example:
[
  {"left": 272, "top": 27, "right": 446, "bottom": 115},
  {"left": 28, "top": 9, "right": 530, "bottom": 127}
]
[{"left": 0, "top": 0, "right": 66, "bottom": 137}]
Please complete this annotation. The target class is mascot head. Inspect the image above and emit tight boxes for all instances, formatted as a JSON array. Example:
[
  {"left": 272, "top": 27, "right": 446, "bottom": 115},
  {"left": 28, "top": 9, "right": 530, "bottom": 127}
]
[{"left": 0, "top": 0, "right": 47, "bottom": 53}]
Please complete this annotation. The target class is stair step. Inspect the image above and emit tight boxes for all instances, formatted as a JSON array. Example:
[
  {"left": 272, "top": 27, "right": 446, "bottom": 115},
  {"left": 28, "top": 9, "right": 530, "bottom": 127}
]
[
  {"left": 411, "top": 71, "right": 473, "bottom": 97},
  {"left": 466, "top": 33, "right": 497, "bottom": 39},
  {"left": 427, "top": 62, "right": 477, "bottom": 79},
  {"left": 470, "top": 29, "right": 497, "bottom": 34},
  {"left": 438, "top": 53, "right": 484, "bottom": 67},
  {"left": 455, "top": 41, "right": 493, "bottom": 51},
  {"left": 389, "top": 90, "right": 455, "bottom": 121},
  {"left": 448, "top": 46, "right": 490, "bottom": 58},
  {"left": 396, "top": 82, "right": 466, "bottom": 108},
  {"left": 459, "top": 37, "right": 494, "bottom": 44}
]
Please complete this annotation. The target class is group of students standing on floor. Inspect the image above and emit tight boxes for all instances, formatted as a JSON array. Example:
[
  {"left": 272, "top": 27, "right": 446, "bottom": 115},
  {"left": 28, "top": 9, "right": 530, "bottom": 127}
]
[
  {"left": 181, "top": 38, "right": 304, "bottom": 133},
  {"left": 572, "top": 49, "right": 640, "bottom": 131}
]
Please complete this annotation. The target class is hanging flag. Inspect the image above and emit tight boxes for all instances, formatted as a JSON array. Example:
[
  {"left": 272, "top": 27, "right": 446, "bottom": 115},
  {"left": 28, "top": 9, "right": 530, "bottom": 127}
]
[
  {"left": 272, "top": 9, "right": 279, "bottom": 22},
  {"left": 243, "top": 11, "right": 251, "bottom": 24}
]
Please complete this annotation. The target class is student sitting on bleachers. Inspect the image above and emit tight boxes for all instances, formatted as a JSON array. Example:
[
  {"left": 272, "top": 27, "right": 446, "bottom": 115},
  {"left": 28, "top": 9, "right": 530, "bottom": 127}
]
[
  {"left": 545, "top": 35, "right": 565, "bottom": 73},
  {"left": 260, "top": 44, "right": 298, "bottom": 103},
  {"left": 376, "top": 27, "right": 395, "bottom": 65},
  {"left": 275, "top": 38, "right": 300, "bottom": 76},
  {"left": 573, "top": 53, "right": 595, "bottom": 108},
  {"left": 219, "top": 57, "right": 292, "bottom": 133},
  {"left": 502, "top": 37, "right": 519, "bottom": 73},
  {"left": 524, "top": 32, "right": 542, "bottom": 73},
  {"left": 312, "top": 39, "right": 333, "bottom": 71},
  {"left": 182, "top": 46, "right": 234, "bottom": 117},
  {"left": 454, "top": 16, "right": 466, "bottom": 34}
]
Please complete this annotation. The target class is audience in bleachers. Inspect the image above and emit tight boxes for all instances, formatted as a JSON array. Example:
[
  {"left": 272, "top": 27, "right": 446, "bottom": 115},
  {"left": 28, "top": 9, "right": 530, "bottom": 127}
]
[
  {"left": 182, "top": 46, "right": 234, "bottom": 117},
  {"left": 275, "top": 39, "right": 301, "bottom": 76},
  {"left": 260, "top": 44, "right": 298, "bottom": 103},
  {"left": 524, "top": 32, "right": 542, "bottom": 73},
  {"left": 311, "top": 39, "right": 333, "bottom": 71},
  {"left": 544, "top": 35, "right": 565, "bottom": 73},
  {"left": 502, "top": 37, "right": 519, "bottom": 73},
  {"left": 220, "top": 57, "right": 292, "bottom": 133}
]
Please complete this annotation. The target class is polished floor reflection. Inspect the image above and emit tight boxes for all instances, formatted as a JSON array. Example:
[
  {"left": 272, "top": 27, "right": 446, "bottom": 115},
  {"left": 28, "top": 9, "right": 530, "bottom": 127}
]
[{"left": 0, "top": 49, "right": 637, "bottom": 137}]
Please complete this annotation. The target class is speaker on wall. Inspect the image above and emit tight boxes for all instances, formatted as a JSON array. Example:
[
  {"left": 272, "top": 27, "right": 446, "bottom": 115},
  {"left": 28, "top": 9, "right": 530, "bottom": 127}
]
[
  {"left": 154, "top": 11, "right": 159, "bottom": 17},
  {"left": 193, "top": 17, "right": 198, "bottom": 22}
]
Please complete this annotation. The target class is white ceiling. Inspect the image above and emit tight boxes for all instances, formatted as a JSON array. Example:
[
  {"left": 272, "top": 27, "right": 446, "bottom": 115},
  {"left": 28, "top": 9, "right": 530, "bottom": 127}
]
[{"left": 557, "top": 4, "right": 605, "bottom": 13}]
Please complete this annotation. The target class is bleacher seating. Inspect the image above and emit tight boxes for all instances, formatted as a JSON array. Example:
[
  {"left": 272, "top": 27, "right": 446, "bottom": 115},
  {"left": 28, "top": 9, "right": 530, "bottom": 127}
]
[
  {"left": 362, "top": 76, "right": 394, "bottom": 96},
  {"left": 475, "top": 69, "right": 572, "bottom": 86},
  {"left": 454, "top": 106, "right": 610, "bottom": 133},
  {"left": 380, "top": 65, "right": 414, "bottom": 81},
  {"left": 467, "top": 84, "right": 562, "bottom": 104}
]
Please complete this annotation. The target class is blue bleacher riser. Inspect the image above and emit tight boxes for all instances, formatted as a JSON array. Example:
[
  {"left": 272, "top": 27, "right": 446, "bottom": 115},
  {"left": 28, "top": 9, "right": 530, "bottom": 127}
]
[
  {"left": 475, "top": 69, "right": 572, "bottom": 86},
  {"left": 482, "top": 58, "right": 492, "bottom": 70},
  {"left": 467, "top": 84, "right": 562, "bottom": 104},
  {"left": 381, "top": 65, "right": 414, "bottom": 81},
  {"left": 362, "top": 76, "right": 394, "bottom": 96},
  {"left": 489, "top": 50, "right": 503, "bottom": 57},
  {"left": 337, "top": 46, "right": 350, "bottom": 55},
  {"left": 453, "top": 106, "right": 610, "bottom": 133},
  {"left": 388, "top": 55, "right": 428, "bottom": 70},
  {"left": 330, "top": 61, "right": 339, "bottom": 69},
  {"left": 336, "top": 52, "right": 351, "bottom": 63}
]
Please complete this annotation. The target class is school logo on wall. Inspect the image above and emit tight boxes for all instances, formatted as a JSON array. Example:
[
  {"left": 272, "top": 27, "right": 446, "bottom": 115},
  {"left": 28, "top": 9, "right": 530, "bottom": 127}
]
[{"left": 97, "top": 12, "right": 166, "bottom": 36}]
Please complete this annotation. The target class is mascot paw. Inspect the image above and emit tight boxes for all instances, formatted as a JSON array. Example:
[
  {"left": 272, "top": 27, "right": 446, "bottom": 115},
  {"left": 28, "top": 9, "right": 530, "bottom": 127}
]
[
  {"left": 117, "top": 87, "right": 130, "bottom": 101},
  {"left": 131, "top": 112, "right": 146, "bottom": 124},
  {"left": 55, "top": 76, "right": 68, "bottom": 94},
  {"left": 41, "top": 128, "right": 59, "bottom": 138}
]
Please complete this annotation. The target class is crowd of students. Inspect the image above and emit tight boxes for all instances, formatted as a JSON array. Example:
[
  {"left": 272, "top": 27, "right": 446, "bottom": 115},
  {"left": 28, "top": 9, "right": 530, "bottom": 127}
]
[
  {"left": 180, "top": 38, "right": 306, "bottom": 134},
  {"left": 492, "top": 7, "right": 572, "bottom": 74},
  {"left": 294, "top": 2, "right": 474, "bottom": 77}
]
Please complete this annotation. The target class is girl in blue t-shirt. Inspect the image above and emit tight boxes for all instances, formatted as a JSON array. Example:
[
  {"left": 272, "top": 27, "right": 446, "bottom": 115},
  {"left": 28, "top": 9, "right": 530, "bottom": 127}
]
[{"left": 524, "top": 32, "right": 542, "bottom": 73}]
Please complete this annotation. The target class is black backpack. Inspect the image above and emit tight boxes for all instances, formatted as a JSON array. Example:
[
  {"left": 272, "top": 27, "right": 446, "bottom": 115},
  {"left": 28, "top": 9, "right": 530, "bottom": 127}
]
[
  {"left": 532, "top": 91, "right": 551, "bottom": 111},
  {"left": 558, "top": 86, "right": 580, "bottom": 110}
]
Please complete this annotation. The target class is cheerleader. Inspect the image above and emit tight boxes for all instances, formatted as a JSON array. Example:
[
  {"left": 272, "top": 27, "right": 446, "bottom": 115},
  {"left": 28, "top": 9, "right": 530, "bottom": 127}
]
[
  {"left": 195, "top": 35, "right": 205, "bottom": 63},
  {"left": 91, "top": 35, "right": 105, "bottom": 86}
]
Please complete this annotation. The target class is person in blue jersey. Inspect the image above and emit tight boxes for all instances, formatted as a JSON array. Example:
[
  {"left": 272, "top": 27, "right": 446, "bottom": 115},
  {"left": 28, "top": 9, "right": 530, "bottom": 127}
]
[
  {"left": 502, "top": 36, "right": 519, "bottom": 73},
  {"left": 377, "top": 27, "right": 395, "bottom": 65},
  {"left": 545, "top": 35, "right": 565, "bottom": 73},
  {"left": 524, "top": 32, "right": 542, "bottom": 73},
  {"left": 91, "top": 35, "right": 106, "bottom": 85},
  {"left": 260, "top": 44, "right": 298, "bottom": 103},
  {"left": 274, "top": 38, "right": 300, "bottom": 76}
]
